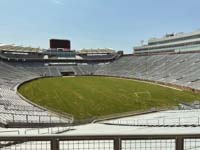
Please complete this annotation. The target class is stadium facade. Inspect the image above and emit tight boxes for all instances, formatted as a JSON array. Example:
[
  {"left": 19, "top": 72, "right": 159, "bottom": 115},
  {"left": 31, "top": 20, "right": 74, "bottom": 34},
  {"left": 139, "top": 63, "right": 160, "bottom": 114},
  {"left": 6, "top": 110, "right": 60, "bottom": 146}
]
[{"left": 134, "top": 29, "right": 200, "bottom": 55}]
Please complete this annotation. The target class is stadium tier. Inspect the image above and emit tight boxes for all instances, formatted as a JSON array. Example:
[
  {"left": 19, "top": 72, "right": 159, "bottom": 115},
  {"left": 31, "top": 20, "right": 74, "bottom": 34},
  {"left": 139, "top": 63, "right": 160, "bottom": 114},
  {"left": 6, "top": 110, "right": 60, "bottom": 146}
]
[
  {"left": 134, "top": 29, "right": 200, "bottom": 55},
  {"left": 0, "top": 61, "right": 72, "bottom": 127},
  {"left": 0, "top": 44, "right": 41, "bottom": 53},
  {"left": 95, "top": 53, "right": 200, "bottom": 91},
  {"left": 0, "top": 45, "right": 120, "bottom": 61}
]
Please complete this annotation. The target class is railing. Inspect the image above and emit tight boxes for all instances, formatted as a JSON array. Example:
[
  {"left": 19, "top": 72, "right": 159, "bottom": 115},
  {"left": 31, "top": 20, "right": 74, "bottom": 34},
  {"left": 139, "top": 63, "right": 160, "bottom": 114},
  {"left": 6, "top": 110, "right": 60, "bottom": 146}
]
[
  {"left": 106, "top": 116, "right": 200, "bottom": 127},
  {"left": 0, "top": 112, "right": 70, "bottom": 124},
  {"left": 0, "top": 134, "right": 200, "bottom": 150},
  {"left": 5, "top": 104, "right": 44, "bottom": 112},
  {"left": 24, "top": 126, "right": 72, "bottom": 135}
]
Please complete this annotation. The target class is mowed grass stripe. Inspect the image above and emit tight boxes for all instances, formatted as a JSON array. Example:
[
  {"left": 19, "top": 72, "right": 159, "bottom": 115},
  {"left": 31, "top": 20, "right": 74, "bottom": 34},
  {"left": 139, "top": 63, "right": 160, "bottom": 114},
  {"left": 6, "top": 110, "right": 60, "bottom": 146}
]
[{"left": 18, "top": 76, "right": 200, "bottom": 120}]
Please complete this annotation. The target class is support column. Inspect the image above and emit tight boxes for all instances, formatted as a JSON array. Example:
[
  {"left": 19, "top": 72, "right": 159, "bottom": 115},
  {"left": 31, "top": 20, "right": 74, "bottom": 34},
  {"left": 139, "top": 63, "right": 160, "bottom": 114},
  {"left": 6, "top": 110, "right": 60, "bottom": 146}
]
[
  {"left": 176, "top": 137, "right": 184, "bottom": 150},
  {"left": 114, "top": 138, "right": 121, "bottom": 150},
  {"left": 51, "top": 138, "right": 59, "bottom": 150}
]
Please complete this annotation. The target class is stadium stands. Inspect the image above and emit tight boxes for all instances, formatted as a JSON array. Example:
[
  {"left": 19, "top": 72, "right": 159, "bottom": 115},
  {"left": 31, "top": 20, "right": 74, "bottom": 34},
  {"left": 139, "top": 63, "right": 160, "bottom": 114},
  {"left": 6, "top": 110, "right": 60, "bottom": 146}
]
[
  {"left": 104, "top": 109, "right": 200, "bottom": 127},
  {"left": 2, "top": 51, "right": 200, "bottom": 149},
  {"left": 95, "top": 53, "right": 200, "bottom": 91},
  {"left": 0, "top": 44, "right": 41, "bottom": 53},
  {"left": 0, "top": 53, "right": 44, "bottom": 59},
  {"left": 0, "top": 61, "right": 72, "bottom": 127},
  {"left": 7, "top": 61, "right": 100, "bottom": 76},
  {"left": 4, "top": 52, "right": 200, "bottom": 92},
  {"left": 79, "top": 54, "right": 118, "bottom": 60}
]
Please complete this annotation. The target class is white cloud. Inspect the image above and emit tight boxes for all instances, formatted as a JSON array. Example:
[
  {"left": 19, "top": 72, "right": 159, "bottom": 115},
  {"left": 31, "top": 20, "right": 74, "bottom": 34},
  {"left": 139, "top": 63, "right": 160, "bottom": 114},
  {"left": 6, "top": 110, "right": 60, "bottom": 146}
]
[{"left": 51, "top": 0, "right": 63, "bottom": 5}]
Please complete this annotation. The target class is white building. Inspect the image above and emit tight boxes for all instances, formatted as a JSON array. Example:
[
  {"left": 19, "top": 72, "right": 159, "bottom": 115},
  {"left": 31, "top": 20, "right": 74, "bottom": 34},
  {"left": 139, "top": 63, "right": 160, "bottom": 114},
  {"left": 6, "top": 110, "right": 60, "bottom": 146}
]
[{"left": 134, "top": 29, "right": 200, "bottom": 55}]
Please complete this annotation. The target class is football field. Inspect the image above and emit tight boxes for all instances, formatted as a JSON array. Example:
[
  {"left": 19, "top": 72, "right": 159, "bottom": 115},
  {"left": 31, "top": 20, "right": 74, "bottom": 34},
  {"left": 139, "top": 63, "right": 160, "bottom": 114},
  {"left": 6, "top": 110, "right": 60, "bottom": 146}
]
[{"left": 18, "top": 76, "right": 200, "bottom": 120}]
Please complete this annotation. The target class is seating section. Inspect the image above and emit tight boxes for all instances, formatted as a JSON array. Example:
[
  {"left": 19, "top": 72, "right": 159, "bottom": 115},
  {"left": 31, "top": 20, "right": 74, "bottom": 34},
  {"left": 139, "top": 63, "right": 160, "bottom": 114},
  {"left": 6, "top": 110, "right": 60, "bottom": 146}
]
[
  {"left": 0, "top": 61, "right": 71, "bottom": 127},
  {"left": 20, "top": 66, "right": 61, "bottom": 76},
  {"left": 104, "top": 109, "right": 200, "bottom": 127},
  {"left": 95, "top": 53, "right": 200, "bottom": 90},
  {"left": 6, "top": 52, "right": 200, "bottom": 91},
  {"left": 9, "top": 62, "right": 100, "bottom": 76},
  {"left": 0, "top": 53, "right": 44, "bottom": 59},
  {"left": 79, "top": 54, "right": 117, "bottom": 60},
  {"left": 76, "top": 64, "right": 100, "bottom": 75}
]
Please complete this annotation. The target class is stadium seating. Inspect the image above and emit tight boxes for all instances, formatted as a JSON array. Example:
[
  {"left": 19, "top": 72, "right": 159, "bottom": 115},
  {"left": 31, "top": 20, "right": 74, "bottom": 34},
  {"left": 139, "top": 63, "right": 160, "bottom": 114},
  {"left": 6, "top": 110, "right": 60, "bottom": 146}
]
[
  {"left": 104, "top": 109, "right": 200, "bottom": 127},
  {"left": 0, "top": 53, "right": 44, "bottom": 59},
  {"left": 0, "top": 61, "right": 72, "bottom": 127},
  {"left": 95, "top": 53, "right": 200, "bottom": 90},
  {"left": 79, "top": 54, "right": 117, "bottom": 60},
  {"left": 5, "top": 52, "right": 200, "bottom": 91},
  {"left": 2, "top": 52, "right": 200, "bottom": 128},
  {"left": 8, "top": 61, "right": 100, "bottom": 76}
]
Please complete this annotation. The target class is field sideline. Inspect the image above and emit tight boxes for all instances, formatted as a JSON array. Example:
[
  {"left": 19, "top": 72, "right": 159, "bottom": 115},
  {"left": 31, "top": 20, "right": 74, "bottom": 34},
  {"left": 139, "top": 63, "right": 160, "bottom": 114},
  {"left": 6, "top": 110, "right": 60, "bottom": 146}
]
[{"left": 18, "top": 76, "right": 200, "bottom": 120}]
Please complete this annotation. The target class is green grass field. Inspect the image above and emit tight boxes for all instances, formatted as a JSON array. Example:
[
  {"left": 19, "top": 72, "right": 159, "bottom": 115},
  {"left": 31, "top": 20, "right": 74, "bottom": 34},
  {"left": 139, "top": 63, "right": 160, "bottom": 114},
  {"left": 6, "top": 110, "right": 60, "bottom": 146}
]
[{"left": 18, "top": 76, "right": 200, "bottom": 120}]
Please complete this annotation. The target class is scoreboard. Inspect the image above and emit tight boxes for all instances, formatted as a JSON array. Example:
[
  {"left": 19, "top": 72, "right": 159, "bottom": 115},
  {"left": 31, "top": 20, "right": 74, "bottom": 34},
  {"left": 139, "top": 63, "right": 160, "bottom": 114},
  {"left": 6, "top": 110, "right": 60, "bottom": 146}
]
[{"left": 50, "top": 39, "right": 71, "bottom": 51}]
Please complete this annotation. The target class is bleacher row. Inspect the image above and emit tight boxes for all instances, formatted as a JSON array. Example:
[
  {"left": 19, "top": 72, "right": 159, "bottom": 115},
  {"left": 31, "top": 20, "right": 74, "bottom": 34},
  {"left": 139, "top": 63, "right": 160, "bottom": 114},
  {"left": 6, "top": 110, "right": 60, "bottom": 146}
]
[
  {"left": 104, "top": 109, "right": 200, "bottom": 127},
  {"left": 95, "top": 53, "right": 200, "bottom": 90},
  {"left": 9, "top": 62, "right": 100, "bottom": 77},
  {"left": 0, "top": 61, "right": 72, "bottom": 127}
]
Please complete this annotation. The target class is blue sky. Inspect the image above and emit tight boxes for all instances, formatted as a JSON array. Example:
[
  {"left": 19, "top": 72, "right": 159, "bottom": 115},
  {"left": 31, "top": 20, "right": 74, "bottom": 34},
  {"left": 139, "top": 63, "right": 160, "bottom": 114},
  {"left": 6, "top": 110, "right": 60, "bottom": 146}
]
[{"left": 0, "top": 0, "right": 200, "bottom": 53}]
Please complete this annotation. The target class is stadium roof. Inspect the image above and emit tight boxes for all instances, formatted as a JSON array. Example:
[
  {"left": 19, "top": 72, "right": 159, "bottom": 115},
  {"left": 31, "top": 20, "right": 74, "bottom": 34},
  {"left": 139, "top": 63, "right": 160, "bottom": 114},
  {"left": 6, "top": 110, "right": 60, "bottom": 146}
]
[{"left": 0, "top": 44, "right": 41, "bottom": 52}]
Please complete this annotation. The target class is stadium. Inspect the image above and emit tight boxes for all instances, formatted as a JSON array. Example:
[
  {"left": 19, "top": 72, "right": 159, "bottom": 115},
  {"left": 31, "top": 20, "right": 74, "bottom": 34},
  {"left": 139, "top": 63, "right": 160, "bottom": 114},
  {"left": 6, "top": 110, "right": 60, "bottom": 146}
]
[{"left": 0, "top": 30, "right": 200, "bottom": 150}]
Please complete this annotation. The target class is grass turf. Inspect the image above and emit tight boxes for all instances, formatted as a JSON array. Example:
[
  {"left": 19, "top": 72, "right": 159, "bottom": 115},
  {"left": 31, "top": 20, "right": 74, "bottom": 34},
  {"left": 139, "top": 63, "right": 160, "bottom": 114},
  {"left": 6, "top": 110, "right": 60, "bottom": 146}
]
[{"left": 18, "top": 76, "right": 200, "bottom": 120}]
